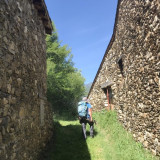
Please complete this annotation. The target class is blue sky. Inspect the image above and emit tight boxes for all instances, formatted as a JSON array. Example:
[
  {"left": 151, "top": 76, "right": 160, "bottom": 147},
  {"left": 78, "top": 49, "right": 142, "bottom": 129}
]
[{"left": 45, "top": 0, "right": 118, "bottom": 84}]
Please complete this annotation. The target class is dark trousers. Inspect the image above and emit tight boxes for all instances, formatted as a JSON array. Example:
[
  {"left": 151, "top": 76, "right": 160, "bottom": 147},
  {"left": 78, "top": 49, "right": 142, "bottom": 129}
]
[{"left": 79, "top": 117, "right": 94, "bottom": 139}]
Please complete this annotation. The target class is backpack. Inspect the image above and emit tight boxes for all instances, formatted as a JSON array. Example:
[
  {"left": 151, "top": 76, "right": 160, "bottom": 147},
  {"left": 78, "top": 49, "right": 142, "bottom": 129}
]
[{"left": 78, "top": 101, "right": 87, "bottom": 117}]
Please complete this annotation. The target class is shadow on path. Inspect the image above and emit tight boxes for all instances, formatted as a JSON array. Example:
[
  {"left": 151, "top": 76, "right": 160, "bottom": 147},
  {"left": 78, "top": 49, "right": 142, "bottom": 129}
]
[{"left": 38, "top": 121, "right": 92, "bottom": 160}]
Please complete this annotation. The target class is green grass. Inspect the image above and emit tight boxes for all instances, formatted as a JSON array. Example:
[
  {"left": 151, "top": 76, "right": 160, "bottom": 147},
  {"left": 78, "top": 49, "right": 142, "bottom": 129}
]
[
  {"left": 41, "top": 111, "right": 159, "bottom": 160},
  {"left": 93, "top": 111, "right": 158, "bottom": 160}
]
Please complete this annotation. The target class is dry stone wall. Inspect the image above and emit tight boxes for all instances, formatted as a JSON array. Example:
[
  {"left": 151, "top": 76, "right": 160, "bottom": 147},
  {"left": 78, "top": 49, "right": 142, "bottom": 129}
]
[
  {"left": 0, "top": 0, "right": 53, "bottom": 159},
  {"left": 88, "top": 0, "right": 160, "bottom": 156}
]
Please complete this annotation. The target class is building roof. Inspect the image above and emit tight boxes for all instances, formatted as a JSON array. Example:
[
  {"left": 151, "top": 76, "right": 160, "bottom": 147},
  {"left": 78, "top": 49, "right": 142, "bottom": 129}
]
[{"left": 33, "top": 0, "right": 53, "bottom": 34}]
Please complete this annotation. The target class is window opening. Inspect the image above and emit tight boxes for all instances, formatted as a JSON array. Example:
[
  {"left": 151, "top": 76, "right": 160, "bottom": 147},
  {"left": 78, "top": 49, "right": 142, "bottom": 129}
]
[
  {"left": 117, "top": 55, "right": 124, "bottom": 76},
  {"left": 118, "top": 58, "right": 123, "bottom": 76}
]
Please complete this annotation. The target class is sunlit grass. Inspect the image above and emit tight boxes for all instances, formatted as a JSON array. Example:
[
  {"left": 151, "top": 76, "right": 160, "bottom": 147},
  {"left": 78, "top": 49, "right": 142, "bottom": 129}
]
[
  {"left": 41, "top": 111, "right": 158, "bottom": 160},
  {"left": 93, "top": 110, "right": 158, "bottom": 160}
]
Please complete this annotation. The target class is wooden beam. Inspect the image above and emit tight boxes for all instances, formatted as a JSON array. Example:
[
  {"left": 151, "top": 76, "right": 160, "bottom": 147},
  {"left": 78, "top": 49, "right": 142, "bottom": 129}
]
[
  {"left": 38, "top": 10, "right": 46, "bottom": 17},
  {"left": 33, "top": 0, "right": 42, "bottom": 3},
  {"left": 33, "top": 0, "right": 43, "bottom": 10}
]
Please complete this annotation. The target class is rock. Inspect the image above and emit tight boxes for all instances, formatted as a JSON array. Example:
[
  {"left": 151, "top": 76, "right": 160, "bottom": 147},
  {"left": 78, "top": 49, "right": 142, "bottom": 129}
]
[
  {"left": 17, "top": 78, "right": 22, "bottom": 86},
  {"left": 3, "top": 98, "right": 8, "bottom": 105},
  {"left": 143, "top": 141, "right": 148, "bottom": 148},
  {"left": 7, "top": 84, "right": 11, "bottom": 93},
  {"left": 19, "top": 108, "right": 25, "bottom": 119},
  {"left": 8, "top": 42, "right": 15, "bottom": 55}
]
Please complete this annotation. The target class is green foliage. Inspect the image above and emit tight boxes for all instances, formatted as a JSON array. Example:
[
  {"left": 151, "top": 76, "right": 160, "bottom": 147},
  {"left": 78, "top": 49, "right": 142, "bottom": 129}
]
[{"left": 46, "top": 22, "right": 85, "bottom": 114}]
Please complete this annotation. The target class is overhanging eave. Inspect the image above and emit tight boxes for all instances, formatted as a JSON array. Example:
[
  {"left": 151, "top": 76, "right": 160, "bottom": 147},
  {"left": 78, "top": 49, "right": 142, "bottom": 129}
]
[{"left": 101, "top": 81, "right": 114, "bottom": 89}]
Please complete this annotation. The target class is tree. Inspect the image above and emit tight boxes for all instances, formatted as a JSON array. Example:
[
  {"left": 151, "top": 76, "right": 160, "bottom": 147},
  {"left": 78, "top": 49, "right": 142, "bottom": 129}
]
[{"left": 46, "top": 22, "right": 85, "bottom": 114}]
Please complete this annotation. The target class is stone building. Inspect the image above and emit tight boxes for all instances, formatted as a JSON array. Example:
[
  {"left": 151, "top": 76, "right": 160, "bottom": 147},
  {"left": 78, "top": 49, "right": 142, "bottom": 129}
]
[
  {"left": 88, "top": 0, "right": 160, "bottom": 156},
  {"left": 0, "top": 0, "right": 53, "bottom": 159}
]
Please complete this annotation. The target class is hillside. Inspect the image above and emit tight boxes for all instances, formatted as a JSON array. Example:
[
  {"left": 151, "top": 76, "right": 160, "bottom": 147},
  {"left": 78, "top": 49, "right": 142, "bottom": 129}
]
[{"left": 85, "top": 82, "right": 92, "bottom": 96}]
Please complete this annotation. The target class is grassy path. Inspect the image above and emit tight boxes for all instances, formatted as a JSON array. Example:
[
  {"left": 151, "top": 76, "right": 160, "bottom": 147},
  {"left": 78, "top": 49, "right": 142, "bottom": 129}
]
[{"left": 41, "top": 111, "right": 158, "bottom": 160}]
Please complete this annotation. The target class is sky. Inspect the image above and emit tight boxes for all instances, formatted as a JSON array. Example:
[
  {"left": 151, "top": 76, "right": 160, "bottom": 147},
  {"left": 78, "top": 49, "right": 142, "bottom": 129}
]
[{"left": 45, "top": 0, "right": 118, "bottom": 84}]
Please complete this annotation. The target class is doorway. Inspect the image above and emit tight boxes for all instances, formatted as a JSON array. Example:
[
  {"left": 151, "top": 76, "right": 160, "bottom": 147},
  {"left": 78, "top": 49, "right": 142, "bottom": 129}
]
[{"left": 102, "top": 86, "right": 114, "bottom": 110}]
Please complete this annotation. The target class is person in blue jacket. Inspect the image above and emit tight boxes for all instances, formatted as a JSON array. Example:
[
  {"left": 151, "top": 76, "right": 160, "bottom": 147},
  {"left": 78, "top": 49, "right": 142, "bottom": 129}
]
[{"left": 79, "top": 97, "right": 94, "bottom": 139}]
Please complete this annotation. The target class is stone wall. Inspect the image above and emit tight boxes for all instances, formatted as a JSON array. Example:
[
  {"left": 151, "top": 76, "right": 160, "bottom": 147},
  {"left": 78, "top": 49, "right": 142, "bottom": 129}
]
[
  {"left": 0, "top": 0, "right": 53, "bottom": 159},
  {"left": 88, "top": 0, "right": 160, "bottom": 156}
]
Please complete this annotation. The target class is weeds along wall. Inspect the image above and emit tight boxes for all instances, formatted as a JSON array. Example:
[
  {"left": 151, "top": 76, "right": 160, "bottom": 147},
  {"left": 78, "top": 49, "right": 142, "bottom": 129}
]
[
  {"left": 88, "top": 0, "right": 160, "bottom": 156},
  {"left": 0, "top": 0, "right": 53, "bottom": 159}
]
